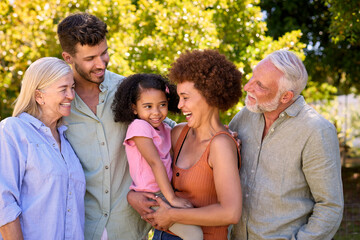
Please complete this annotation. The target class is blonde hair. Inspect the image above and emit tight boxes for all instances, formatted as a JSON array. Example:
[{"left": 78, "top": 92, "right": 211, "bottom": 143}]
[{"left": 12, "top": 57, "right": 72, "bottom": 118}]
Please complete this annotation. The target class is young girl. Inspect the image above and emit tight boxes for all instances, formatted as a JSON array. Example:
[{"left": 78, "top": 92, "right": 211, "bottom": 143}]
[{"left": 112, "top": 73, "right": 203, "bottom": 240}]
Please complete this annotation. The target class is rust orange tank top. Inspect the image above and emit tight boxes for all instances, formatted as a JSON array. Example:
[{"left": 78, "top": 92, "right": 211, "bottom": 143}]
[{"left": 172, "top": 125, "right": 240, "bottom": 240}]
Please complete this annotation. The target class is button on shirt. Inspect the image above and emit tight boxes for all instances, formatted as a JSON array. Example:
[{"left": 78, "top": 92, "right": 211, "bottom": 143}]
[
  {"left": 64, "top": 70, "right": 151, "bottom": 240},
  {"left": 0, "top": 113, "right": 85, "bottom": 240},
  {"left": 229, "top": 96, "right": 344, "bottom": 240}
]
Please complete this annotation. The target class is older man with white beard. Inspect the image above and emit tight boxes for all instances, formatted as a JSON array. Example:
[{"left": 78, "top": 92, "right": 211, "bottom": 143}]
[{"left": 229, "top": 50, "right": 344, "bottom": 240}]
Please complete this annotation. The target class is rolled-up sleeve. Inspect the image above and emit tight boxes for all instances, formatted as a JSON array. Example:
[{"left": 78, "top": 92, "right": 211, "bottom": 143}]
[
  {"left": 295, "top": 125, "right": 344, "bottom": 239},
  {"left": 0, "top": 121, "right": 24, "bottom": 227}
]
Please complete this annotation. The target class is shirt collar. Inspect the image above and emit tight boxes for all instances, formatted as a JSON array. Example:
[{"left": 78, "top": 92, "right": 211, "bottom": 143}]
[
  {"left": 18, "top": 112, "right": 44, "bottom": 130},
  {"left": 283, "top": 95, "right": 306, "bottom": 117},
  {"left": 18, "top": 112, "right": 67, "bottom": 133},
  {"left": 99, "top": 70, "right": 110, "bottom": 92}
]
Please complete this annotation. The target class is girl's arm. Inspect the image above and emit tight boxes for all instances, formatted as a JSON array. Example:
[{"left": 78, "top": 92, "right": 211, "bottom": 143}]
[
  {"left": 0, "top": 218, "right": 24, "bottom": 240},
  {"left": 131, "top": 136, "right": 192, "bottom": 208},
  {"left": 144, "top": 134, "right": 242, "bottom": 228}
]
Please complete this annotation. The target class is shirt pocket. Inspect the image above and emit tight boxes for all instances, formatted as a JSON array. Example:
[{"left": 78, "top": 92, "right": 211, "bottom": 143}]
[
  {"left": 23, "top": 143, "right": 67, "bottom": 192},
  {"left": 28, "top": 143, "right": 65, "bottom": 173}
]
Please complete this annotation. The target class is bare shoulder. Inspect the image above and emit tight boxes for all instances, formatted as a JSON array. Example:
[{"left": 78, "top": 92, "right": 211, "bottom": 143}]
[
  {"left": 209, "top": 133, "right": 238, "bottom": 159},
  {"left": 208, "top": 133, "right": 239, "bottom": 169},
  {"left": 171, "top": 122, "right": 188, "bottom": 144}
]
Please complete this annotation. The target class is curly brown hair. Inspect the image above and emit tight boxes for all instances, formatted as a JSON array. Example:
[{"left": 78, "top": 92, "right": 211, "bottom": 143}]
[
  {"left": 112, "top": 73, "right": 180, "bottom": 123},
  {"left": 168, "top": 49, "right": 242, "bottom": 111},
  {"left": 57, "top": 13, "right": 108, "bottom": 55}
]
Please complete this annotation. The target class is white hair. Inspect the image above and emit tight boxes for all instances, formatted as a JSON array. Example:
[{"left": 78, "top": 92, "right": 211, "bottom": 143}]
[
  {"left": 265, "top": 50, "right": 308, "bottom": 98},
  {"left": 12, "top": 57, "right": 72, "bottom": 118}
]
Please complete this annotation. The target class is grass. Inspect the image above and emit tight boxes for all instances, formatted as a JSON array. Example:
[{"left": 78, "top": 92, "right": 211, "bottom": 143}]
[
  {"left": 334, "top": 164, "right": 360, "bottom": 239},
  {"left": 147, "top": 229, "right": 154, "bottom": 240}
]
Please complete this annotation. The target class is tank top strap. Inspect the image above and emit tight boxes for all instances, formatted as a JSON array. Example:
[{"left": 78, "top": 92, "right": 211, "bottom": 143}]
[
  {"left": 173, "top": 125, "right": 191, "bottom": 163},
  {"left": 203, "top": 131, "right": 241, "bottom": 169}
]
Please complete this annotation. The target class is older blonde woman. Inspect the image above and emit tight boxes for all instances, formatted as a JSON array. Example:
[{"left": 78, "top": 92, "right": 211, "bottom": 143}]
[{"left": 0, "top": 57, "right": 85, "bottom": 240}]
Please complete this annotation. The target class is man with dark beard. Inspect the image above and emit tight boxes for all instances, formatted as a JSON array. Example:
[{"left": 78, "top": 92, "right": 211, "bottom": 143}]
[
  {"left": 57, "top": 13, "right": 160, "bottom": 239},
  {"left": 229, "top": 50, "right": 344, "bottom": 240}
]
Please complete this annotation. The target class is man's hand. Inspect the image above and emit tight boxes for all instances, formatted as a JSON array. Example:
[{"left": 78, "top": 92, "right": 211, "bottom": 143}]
[
  {"left": 143, "top": 196, "right": 174, "bottom": 231},
  {"left": 225, "top": 125, "right": 241, "bottom": 147},
  {"left": 127, "top": 190, "right": 157, "bottom": 222}
]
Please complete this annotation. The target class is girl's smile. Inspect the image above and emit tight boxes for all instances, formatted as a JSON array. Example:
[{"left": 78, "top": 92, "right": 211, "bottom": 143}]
[{"left": 132, "top": 88, "right": 168, "bottom": 129}]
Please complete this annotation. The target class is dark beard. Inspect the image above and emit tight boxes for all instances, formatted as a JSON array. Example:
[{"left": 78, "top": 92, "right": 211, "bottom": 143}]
[{"left": 74, "top": 62, "right": 106, "bottom": 85}]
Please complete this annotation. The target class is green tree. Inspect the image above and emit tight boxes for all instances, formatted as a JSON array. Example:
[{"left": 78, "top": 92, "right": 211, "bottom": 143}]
[
  {"left": 259, "top": 0, "right": 360, "bottom": 96},
  {"left": 0, "top": 0, "right": 305, "bottom": 122},
  {"left": 127, "top": 0, "right": 220, "bottom": 75},
  {"left": 0, "top": 0, "right": 136, "bottom": 119},
  {"left": 1, "top": 0, "right": 63, "bottom": 117},
  {"left": 326, "top": 0, "right": 360, "bottom": 45},
  {"left": 126, "top": 0, "right": 305, "bottom": 122}
]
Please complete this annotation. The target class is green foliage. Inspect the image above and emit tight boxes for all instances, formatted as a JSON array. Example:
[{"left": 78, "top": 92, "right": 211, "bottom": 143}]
[
  {"left": 1, "top": 0, "right": 65, "bottom": 118},
  {"left": 0, "top": 0, "right": 305, "bottom": 121},
  {"left": 303, "top": 81, "right": 338, "bottom": 103},
  {"left": 128, "top": 0, "right": 219, "bottom": 75},
  {"left": 326, "top": 0, "right": 360, "bottom": 45},
  {"left": 259, "top": 0, "right": 360, "bottom": 95}
]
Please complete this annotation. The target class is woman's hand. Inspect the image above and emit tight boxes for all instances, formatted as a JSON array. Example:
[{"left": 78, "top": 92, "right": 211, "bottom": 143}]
[{"left": 143, "top": 196, "right": 174, "bottom": 231}]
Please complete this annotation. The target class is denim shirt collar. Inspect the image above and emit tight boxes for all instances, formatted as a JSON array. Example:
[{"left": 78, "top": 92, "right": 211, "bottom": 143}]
[{"left": 18, "top": 112, "right": 67, "bottom": 134}]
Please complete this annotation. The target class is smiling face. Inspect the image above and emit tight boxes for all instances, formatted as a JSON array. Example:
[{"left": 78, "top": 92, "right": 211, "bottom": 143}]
[
  {"left": 36, "top": 73, "right": 75, "bottom": 124},
  {"left": 177, "top": 81, "right": 213, "bottom": 128},
  {"left": 63, "top": 39, "right": 109, "bottom": 85},
  {"left": 133, "top": 88, "right": 168, "bottom": 129},
  {"left": 244, "top": 59, "right": 284, "bottom": 113}
]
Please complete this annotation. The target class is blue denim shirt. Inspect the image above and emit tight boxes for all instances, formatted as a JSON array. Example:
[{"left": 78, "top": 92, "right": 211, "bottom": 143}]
[
  {"left": 0, "top": 113, "right": 85, "bottom": 240},
  {"left": 229, "top": 96, "right": 344, "bottom": 240}
]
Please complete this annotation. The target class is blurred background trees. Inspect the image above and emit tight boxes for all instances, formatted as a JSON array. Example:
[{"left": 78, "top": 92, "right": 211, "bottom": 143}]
[
  {"left": 1, "top": 1, "right": 359, "bottom": 152},
  {"left": 1, "top": 0, "right": 306, "bottom": 120},
  {"left": 260, "top": 0, "right": 360, "bottom": 97}
]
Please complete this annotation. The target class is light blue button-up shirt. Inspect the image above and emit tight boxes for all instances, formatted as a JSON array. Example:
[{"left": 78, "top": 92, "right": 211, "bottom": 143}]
[{"left": 0, "top": 113, "right": 86, "bottom": 240}]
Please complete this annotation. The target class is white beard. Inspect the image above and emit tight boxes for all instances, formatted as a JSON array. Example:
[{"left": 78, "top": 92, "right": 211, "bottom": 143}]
[{"left": 245, "top": 91, "right": 282, "bottom": 113}]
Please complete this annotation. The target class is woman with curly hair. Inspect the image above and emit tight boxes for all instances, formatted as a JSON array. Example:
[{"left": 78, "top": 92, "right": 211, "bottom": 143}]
[{"left": 144, "top": 50, "right": 243, "bottom": 240}]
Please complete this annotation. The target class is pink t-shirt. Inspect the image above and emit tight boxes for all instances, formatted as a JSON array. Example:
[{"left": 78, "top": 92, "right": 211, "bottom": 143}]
[{"left": 124, "top": 119, "right": 173, "bottom": 192}]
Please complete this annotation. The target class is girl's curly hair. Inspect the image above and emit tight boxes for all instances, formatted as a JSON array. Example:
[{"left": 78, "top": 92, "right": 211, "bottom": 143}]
[
  {"left": 112, "top": 73, "right": 180, "bottom": 123},
  {"left": 168, "top": 49, "right": 242, "bottom": 111}
]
